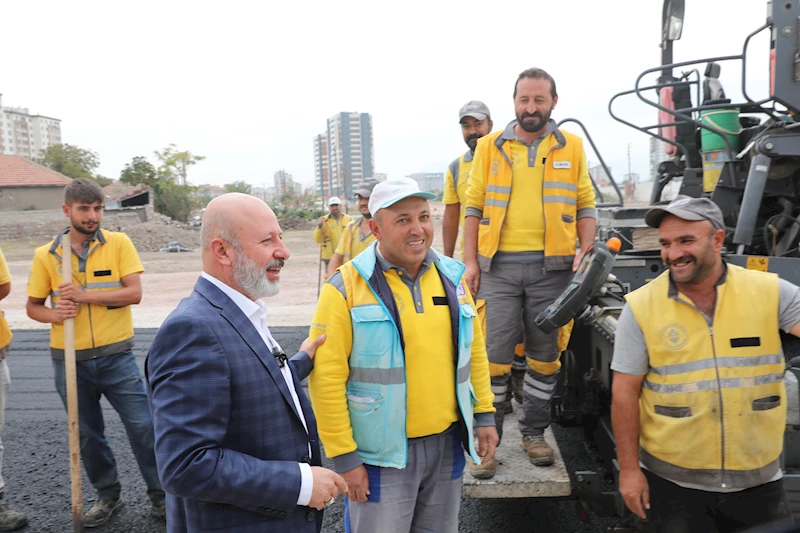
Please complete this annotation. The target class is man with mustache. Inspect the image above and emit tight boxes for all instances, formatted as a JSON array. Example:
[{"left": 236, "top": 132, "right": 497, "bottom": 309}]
[
  {"left": 442, "top": 100, "right": 492, "bottom": 259},
  {"left": 611, "top": 196, "right": 798, "bottom": 532},
  {"left": 441, "top": 101, "right": 527, "bottom": 479},
  {"left": 146, "top": 193, "right": 346, "bottom": 533},
  {"left": 26, "top": 178, "right": 166, "bottom": 526},
  {"left": 464, "top": 67, "right": 596, "bottom": 474},
  {"left": 309, "top": 178, "right": 497, "bottom": 533},
  {"left": 326, "top": 179, "right": 379, "bottom": 277}
]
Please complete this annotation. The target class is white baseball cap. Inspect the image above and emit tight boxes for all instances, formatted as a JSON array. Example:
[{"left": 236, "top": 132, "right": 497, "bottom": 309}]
[
  {"left": 368, "top": 177, "right": 436, "bottom": 216},
  {"left": 328, "top": 196, "right": 342, "bottom": 206}
]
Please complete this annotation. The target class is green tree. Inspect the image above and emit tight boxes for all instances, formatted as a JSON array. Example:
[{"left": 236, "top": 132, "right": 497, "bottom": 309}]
[
  {"left": 155, "top": 182, "right": 198, "bottom": 222},
  {"left": 224, "top": 181, "right": 252, "bottom": 194},
  {"left": 120, "top": 156, "right": 159, "bottom": 187},
  {"left": 39, "top": 144, "right": 109, "bottom": 185},
  {"left": 118, "top": 155, "right": 198, "bottom": 221},
  {"left": 154, "top": 144, "right": 205, "bottom": 186}
]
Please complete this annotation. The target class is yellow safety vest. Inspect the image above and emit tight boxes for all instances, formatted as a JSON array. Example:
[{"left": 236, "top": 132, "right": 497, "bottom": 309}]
[
  {"left": 626, "top": 264, "right": 785, "bottom": 489},
  {"left": 474, "top": 128, "right": 584, "bottom": 272}
]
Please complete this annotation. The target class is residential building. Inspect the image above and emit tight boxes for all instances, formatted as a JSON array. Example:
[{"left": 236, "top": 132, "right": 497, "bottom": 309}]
[
  {"left": 194, "top": 184, "right": 226, "bottom": 201},
  {"left": 406, "top": 172, "right": 445, "bottom": 194},
  {"left": 313, "top": 134, "right": 330, "bottom": 198},
  {"left": 649, "top": 136, "right": 668, "bottom": 180},
  {"left": 0, "top": 155, "right": 71, "bottom": 211},
  {"left": 0, "top": 94, "right": 62, "bottom": 160},
  {"left": 588, "top": 163, "right": 613, "bottom": 186},
  {"left": 313, "top": 112, "right": 374, "bottom": 198},
  {"left": 274, "top": 169, "right": 295, "bottom": 198}
]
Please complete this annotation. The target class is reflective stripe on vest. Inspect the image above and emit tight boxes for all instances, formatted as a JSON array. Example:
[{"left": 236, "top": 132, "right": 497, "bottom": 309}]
[
  {"left": 476, "top": 128, "right": 583, "bottom": 272},
  {"left": 341, "top": 244, "right": 481, "bottom": 469},
  {"left": 626, "top": 264, "right": 785, "bottom": 489}
]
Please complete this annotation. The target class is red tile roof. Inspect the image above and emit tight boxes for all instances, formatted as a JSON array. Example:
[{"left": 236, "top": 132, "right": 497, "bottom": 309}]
[{"left": 0, "top": 155, "right": 72, "bottom": 187}]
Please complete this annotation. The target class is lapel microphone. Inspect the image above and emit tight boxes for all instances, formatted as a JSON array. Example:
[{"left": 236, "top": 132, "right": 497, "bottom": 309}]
[{"left": 272, "top": 346, "right": 288, "bottom": 368}]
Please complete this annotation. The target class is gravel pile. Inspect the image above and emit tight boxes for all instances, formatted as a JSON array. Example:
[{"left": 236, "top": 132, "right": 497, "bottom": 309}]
[{"left": 118, "top": 209, "right": 317, "bottom": 252}]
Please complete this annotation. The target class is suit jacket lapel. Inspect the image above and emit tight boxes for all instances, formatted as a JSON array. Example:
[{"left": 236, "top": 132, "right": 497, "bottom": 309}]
[{"left": 195, "top": 277, "right": 303, "bottom": 424}]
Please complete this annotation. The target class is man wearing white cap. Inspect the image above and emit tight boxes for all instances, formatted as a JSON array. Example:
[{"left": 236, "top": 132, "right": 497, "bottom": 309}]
[
  {"left": 309, "top": 177, "right": 497, "bottom": 533},
  {"left": 314, "top": 197, "right": 351, "bottom": 276}
]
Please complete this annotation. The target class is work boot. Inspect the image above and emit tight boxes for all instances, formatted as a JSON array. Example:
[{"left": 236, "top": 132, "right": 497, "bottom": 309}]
[
  {"left": 511, "top": 369, "right": 524, "bottom": 405},
  {"left": 151, "top": 500, "right": 166, "bottom": 521},
  {"left": 83, "top": 497, "right": 123, "bottom": 528},
  {"left": 0, "top": 494, "right": 27, "bottom": 532},
  {"left": 468, "top": 456, "right": 497, "bottom": 480},
  {"left": 522, "top": 435, "right": 554, "bottom": 467}
]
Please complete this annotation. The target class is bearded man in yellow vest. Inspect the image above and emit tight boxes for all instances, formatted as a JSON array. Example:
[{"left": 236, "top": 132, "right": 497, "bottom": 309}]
[
  {"left": 612, "top": 196, "right": 797, "bottom": 532},
  {"left": 464, "top": 67, "right": 596, "bottom": 476}
]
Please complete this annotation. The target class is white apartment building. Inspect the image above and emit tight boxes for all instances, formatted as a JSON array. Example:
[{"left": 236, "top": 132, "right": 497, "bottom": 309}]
[
  {"left": 314, "top": 112, "right": 374, "bottom": 199},
  {"left": 0, "top": 94, "right": 62, "bottom": 159}
]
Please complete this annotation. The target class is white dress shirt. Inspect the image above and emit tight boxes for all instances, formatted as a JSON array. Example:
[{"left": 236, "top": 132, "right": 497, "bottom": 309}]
[{"left": 201, "top": 272, "right": 313, "bottom": 506}]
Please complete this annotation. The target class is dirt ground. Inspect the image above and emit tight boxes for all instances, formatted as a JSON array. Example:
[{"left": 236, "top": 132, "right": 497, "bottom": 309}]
[{"left": 0, "top": 202, "right": 450, "bottom": 329}]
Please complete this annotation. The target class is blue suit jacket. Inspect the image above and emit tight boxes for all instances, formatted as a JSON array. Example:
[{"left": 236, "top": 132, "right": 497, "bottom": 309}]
[{"left": 145, "top": 277, "right": 323, "bottom": 533}]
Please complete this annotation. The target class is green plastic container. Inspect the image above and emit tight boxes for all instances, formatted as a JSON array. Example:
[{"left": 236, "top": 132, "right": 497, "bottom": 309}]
[{"left": 699, "top": 108, "right": 740, "bottom": 152}]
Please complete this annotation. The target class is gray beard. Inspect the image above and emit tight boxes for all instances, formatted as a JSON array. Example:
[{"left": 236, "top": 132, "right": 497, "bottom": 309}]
[{"left": 233, "top": 249, "right": 281, "bottom": 300}]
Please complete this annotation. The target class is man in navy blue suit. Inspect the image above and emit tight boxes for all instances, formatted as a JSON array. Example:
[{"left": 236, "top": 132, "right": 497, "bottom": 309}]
[{"left": 146, "top": 193, "right": 347, "bottom": 533}]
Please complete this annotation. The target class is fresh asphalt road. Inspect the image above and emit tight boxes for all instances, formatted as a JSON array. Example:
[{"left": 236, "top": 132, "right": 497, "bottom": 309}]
[{"left": 3, "top": 328, "right": 618, "bottom": 533}]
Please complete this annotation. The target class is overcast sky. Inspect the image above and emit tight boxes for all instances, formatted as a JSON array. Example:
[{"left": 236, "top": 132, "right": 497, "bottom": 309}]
[{"left": 3, "top": 0, "right": 770, "bottom": 192}]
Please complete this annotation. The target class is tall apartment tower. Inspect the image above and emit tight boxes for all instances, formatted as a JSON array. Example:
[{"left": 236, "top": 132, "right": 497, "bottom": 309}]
[
  {"left": 313, "top": 112, "right": 374, "bottom": 199},
  {"left": 0, "top": 94, "right": 62, "bottom": 159},
  {"left": 313, "top": 134, "right": 330, "bottom": 198},
  {"left": 274, "top": 169, "right": 294, "bottom": 198}
]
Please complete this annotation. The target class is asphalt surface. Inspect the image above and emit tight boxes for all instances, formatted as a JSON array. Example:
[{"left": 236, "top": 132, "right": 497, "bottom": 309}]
[{"left": 2, "top": 327, "right": 620, "bottom": 533}]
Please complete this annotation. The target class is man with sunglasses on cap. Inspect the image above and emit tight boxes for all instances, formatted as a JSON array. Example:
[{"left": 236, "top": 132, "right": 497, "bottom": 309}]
[
  {"left": 612, "top": 195, "right": 798, "bottom": 532},
  {"left": 326, "top": 179, "right": 379, "bottom": 278}
]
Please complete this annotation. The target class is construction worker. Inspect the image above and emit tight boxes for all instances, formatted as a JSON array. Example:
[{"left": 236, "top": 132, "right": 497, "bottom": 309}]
[
  {"left": 314, "top": 196, "right": 351, "bottom": 275},
  {"left": 612, "top": 196, "right": 796, "bottom": 532},
  {"left": 309, "top": 177, "right": 497, "bottom": 533},
  {"left": 25, "top": 179, "right": 166, "bottom": 527},
  {"left": 0, "top": 248, "right": 28, "bottom": 532},
  {"left": 441, "top": 101, "right": 529, "bottom": 426},
  {"left": 464, "top": 67, "right": 596, "bottom": 476},
  {"left": 326, "top": 179, "right": 379, "bottom": 278},
  {"left": 442, "top": 100, "right": 493, "bottom": 259}
]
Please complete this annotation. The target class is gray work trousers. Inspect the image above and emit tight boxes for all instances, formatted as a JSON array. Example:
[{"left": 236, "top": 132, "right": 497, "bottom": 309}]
[
  {"left": 478, "top": 259, "right": 571, "bottom": 437},
  {"left": 345, "top": 425, "right": 464, "bottom": 533}
]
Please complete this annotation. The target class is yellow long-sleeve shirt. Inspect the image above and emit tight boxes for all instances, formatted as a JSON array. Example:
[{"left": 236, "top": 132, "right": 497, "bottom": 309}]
[
  {"left": 308, "top": 254, "right": 494, "bottom": 461},
  {"left": 313, "top": 213, "right": 351, "bottom": 261},
  {"left": 466, "top": 122, "right": 596, "bottom": 249}
]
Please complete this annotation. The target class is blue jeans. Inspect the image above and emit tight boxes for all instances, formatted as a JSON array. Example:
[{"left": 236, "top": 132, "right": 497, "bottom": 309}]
[{"left": 53, "top": 351, "right": 164, "bottom": 504}]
